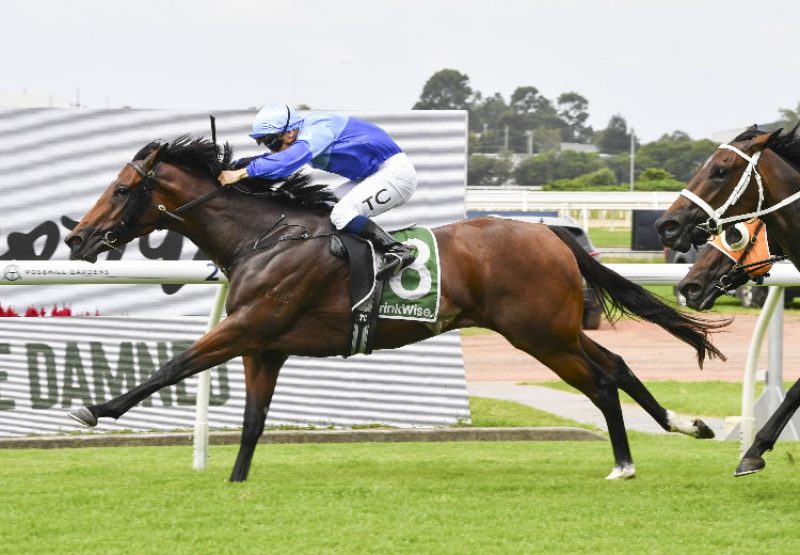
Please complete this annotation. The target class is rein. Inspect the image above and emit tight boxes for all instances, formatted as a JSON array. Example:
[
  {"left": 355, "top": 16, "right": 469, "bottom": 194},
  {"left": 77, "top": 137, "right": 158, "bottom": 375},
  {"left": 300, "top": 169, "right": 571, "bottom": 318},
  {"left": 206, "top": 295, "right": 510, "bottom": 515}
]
[
  {"left": 219, "top": 212, "right": 338, "bottom": 275},
  {"left": 108, "top": 160, "right": 335, "bottom": 275},
  {"left": 681, "top": 143, "right": 800, "bottom": 234}
]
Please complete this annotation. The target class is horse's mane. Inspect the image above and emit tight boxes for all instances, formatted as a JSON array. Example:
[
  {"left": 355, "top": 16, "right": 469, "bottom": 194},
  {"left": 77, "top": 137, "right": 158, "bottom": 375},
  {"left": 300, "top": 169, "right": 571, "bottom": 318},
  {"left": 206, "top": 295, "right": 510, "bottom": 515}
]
[
  {"left": 732, "top": 124, "right": 800, "bottom": 170},
  {"left": 132, "top": 135, "right": 336, "bottom": 211}
]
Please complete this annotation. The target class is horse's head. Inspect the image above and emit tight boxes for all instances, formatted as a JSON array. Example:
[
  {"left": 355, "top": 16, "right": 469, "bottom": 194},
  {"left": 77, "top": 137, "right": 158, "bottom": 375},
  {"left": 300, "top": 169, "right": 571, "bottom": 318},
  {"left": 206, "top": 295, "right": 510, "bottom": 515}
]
[
  {"left": 65, "top": 143, "right": 173, "bottom": 262},
  {"left": 678, "top": 219, "right": 773, "bottom": 310},
  {"left": 656, "top": 126, "right": 783, "bottom": 252}
]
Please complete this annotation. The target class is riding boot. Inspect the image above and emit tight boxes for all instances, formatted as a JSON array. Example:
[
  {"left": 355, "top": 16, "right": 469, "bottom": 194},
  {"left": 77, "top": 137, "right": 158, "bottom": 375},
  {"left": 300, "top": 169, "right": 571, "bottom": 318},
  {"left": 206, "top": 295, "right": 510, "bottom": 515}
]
[{"left": 358, "top": 219, "right": 415, "bottom": 280}]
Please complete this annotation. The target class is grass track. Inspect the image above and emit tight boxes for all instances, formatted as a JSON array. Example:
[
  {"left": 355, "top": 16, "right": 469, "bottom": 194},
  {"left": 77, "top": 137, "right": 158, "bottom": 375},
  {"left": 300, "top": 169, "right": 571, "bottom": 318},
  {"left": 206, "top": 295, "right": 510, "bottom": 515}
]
[
  {"left": 2, "top": 436, "right": 799, "bottom": 554},
  {"left": 529, "top": 380, "right": 749, "bottom": 418}
]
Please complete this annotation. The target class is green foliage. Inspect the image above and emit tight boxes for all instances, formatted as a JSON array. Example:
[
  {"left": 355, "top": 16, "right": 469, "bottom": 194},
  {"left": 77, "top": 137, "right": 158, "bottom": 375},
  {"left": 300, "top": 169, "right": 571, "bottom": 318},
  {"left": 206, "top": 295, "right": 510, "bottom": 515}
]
[
  {"left": 637, "top": 134, "right": 717, "bottom": 181},
  {"left": 514, "top": 150, "right": 604, "bottom": 186},
  {"left": 557, "top": 91, "right": 593, "bottom": 142},
  {"left": 544, "top": 168, "right": 622, "bottom": 191},
  {"left": 416, "top": 68, "right": 594, "bottom": 154},
  {"left": 639, "top": 167, "right": 673, "bottom": 181},
  {"left": 467, "top": 154, "right": 513, "bottom": 186},
  {"left": 413, "top": 68, "right": 474, "bottom": 110},
  {"left": 634, "top": 179, "right": 686, "bottom": 191},
  {"left": 595, "top": 114, "right": 632, "bottom": 154}
]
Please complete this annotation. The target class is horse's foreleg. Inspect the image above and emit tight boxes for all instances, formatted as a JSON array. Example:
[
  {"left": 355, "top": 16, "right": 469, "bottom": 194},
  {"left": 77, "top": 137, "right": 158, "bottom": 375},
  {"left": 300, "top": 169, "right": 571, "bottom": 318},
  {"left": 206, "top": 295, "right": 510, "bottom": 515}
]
[
  {"left": 230, "top": 350, "right": 287, "bottom": 483},
  {"left": 736, "top": 377, "right": 800, "bottom": 477},
  {"left": 68, "top": 316, "right": 254, "bottom": 426},
  {"left": 579, "top": 334, "right": 715, "bottom": 439}
]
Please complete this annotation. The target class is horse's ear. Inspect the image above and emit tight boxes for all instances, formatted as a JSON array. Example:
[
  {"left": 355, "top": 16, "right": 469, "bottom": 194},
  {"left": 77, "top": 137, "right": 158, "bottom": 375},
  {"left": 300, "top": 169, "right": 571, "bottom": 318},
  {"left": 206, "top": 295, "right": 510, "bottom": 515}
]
[
  {"left": 750, "top": 128, "right": 782, "bottom": 151},
  {"left": 143, "top": 143, "right": 169, "bottom": 170}
]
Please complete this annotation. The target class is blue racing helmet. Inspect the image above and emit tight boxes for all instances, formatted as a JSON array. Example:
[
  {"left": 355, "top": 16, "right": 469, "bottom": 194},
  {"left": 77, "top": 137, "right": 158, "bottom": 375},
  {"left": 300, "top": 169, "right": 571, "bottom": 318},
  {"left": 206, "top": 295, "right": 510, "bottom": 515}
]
[{"left": 249, "top": 103, "right": 303, "bottom": 139}]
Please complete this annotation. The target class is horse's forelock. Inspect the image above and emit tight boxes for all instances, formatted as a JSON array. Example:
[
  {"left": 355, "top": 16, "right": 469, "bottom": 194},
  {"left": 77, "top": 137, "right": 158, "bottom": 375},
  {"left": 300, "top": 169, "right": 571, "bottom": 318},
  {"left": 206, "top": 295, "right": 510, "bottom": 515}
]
[{"left": 132, "top": 141, "right": 161, "bottom": 161}]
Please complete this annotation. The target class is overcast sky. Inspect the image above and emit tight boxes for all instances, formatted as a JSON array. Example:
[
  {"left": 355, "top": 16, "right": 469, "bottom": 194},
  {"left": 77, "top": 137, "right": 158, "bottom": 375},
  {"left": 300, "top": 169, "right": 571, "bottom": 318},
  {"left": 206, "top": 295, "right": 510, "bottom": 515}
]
[{"left": 2, "top": 0, "right": 798, "bottom": 143}]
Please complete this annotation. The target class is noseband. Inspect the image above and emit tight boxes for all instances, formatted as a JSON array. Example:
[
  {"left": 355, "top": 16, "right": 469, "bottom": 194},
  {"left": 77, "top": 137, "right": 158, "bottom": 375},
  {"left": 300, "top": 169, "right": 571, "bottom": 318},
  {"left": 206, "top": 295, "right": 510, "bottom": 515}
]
[
  {"left": 709, "top": 219, "right": 786, "bottom": 295},
  {"left": 681, "top": 143, "right": 800, "bottom": 234}
]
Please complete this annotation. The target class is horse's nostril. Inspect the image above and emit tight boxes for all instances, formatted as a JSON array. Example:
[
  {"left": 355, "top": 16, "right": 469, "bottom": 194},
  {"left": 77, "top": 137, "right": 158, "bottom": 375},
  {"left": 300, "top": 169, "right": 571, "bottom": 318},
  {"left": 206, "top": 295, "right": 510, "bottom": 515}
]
[
  {"left": 659, "top": 220, "right": 680, "bottom": 235},
  {"left": 65, "top": 235, "right": 83, "bottom": 250},
  {"left": 681, "top": 283, "right": 702, "bottom": 299}
]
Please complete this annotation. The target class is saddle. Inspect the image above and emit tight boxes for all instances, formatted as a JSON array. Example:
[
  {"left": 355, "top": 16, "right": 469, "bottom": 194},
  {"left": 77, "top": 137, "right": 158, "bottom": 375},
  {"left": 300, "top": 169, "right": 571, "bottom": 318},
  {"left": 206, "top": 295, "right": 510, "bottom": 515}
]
[{"left": 330, "top": 234, "right": 384, "bottom": 357}]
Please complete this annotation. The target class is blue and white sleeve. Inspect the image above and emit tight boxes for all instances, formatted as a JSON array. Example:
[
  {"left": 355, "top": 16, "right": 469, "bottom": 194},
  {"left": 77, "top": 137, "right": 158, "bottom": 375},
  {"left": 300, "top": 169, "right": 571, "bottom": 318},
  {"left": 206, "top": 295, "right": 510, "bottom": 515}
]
[{"left": 245, "top": 141, "right": 314, "bottom": 180}]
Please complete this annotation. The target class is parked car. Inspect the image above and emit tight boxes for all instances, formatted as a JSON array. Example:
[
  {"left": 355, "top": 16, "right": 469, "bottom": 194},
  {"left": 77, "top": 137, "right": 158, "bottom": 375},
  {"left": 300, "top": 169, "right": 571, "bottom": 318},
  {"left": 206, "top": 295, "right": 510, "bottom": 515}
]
[
  {"left": 488, "top": 214, "right": 605, "bottom": 329},
  {"left": 664, "top": 246, "right": 799, "bottom": 308}
]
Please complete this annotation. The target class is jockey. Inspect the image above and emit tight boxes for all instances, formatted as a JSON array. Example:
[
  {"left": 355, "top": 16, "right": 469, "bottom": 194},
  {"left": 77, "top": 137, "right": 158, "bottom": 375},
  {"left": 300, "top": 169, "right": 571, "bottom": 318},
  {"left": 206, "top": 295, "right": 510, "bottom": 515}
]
[{"left": 218, "top": 103, "right": 417, "bottom": 280}]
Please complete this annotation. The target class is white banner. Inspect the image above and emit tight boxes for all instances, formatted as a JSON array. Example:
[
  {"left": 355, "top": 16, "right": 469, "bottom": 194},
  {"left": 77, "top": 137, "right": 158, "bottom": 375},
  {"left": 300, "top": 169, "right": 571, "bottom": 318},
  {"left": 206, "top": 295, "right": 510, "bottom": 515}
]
[{"left": 0, "top": 108, "right": 467, "bottom": 315}]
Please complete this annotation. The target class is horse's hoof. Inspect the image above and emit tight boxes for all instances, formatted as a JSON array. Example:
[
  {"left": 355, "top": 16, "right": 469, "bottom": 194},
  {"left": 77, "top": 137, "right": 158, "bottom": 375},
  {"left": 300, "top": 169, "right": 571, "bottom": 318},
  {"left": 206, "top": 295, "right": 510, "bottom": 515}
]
[
  {"left": 68, "top": 407, "right": 97, "bottom": 428},
  {"left": 693, "top": 419, "right": 715, "bottom": 439},
  {"left": 605, "top": 464, "right": 636, "bottom": 480},
  {"left": 734, "top": 456, "right": 766, "bottom": 477}
]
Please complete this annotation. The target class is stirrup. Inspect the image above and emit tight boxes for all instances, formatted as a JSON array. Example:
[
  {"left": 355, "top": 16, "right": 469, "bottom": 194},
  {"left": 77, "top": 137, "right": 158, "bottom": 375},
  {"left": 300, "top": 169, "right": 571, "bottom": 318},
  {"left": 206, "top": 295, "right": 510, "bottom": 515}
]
[{"left": 376, "top": 250, "right": 415, "bottom": 280}]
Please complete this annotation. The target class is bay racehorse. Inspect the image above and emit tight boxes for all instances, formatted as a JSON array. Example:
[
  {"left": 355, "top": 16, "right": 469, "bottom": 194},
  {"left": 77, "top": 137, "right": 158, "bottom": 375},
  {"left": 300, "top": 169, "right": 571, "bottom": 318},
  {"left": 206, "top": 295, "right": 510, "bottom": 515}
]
[
  {"left": 66, "top": 136, "right": 728, "bottom": 481},
  {"left": 656, "top": 125, "right": 800, "bottom": 476},
  {"left": 677, "top": 219, "right": 779, "bottom": 311}
]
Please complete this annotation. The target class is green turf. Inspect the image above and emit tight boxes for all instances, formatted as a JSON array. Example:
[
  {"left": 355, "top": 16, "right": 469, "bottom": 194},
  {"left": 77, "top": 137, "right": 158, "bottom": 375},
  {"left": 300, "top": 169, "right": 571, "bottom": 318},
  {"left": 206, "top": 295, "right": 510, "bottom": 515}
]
[
  {"left": 466, "top": 396, "right": 594, "bottom": 429},
  {"left": 588, "top": 227, "right": 631, "bottom": 248},
  {"left": 528, "top": 380, "right": 749, "bottom": 418},
  {"left": 2, "top": 435, "right": 799, "bottom": 554}
]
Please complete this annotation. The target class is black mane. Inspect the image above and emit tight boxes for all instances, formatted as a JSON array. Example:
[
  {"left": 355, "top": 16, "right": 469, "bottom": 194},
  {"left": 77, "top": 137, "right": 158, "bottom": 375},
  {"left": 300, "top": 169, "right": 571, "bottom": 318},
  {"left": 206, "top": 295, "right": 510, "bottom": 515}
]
[
  {"left": 766, "top": 123, "right": 800, "bottom": 170},
  {"left": 132, "top": 136, "right": 336, "bottom": 211}
]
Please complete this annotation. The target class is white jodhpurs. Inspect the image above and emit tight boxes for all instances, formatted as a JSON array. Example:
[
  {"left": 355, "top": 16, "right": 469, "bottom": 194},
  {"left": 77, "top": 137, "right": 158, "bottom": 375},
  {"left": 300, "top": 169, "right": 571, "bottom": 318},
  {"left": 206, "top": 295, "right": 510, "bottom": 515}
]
[{"left": 329, "top": 153, "right": 417, "bottom": 230}]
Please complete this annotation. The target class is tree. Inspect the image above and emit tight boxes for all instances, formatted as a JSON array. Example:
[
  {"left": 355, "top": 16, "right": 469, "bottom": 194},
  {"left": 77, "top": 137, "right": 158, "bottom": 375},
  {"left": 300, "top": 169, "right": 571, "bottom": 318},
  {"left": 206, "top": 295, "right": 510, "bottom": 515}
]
[
  {"left": 468, "top": 154, "right": 513, "bottom": 186},
  {"left": 557, "top": 92, "right": 592, "bottom": 143},
  {"left": 503, "top": 86, "right": 564, "bottom": 152},
  {"left": 470, "top": 92, "right": 510, "bottom": 134},
  {"left": 413, "top": 69, "right": 474, "bottom": 110},
  {"left": 636, "top": 133, "right": 716, "bottom": 181},
  {"left": 513, "top": 150, "right": 603, "bottom": 186},
  {"left": 595, "top": 114, "right": 632, "bottom": 154},
  {"left": 778, "top": 102, "right": 800, "bottom": 126}
]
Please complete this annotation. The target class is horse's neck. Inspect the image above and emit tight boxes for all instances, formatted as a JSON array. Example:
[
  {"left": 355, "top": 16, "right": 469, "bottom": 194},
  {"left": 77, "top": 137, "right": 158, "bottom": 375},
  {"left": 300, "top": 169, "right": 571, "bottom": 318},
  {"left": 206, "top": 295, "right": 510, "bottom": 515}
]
[
  {"left": 762, "top": 154, "right": 800, "bottom": 268},
  {"left": 171, "top": 186, "right": 328, "bottom": 268}
]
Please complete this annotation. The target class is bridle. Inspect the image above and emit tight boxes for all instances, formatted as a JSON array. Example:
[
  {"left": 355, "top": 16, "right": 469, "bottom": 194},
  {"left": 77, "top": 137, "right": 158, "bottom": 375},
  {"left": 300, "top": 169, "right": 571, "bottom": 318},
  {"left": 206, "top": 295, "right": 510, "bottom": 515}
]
[
  {"left": 101, "top": 160, "right": 225, "bottom": 251},
  {"left": 708, "top": 219, "right": 786, "bottom": 295},
  {"left": 101, "top": 159, "right": 332, "bottom": 274},
  {"left": 680, "top": 143, "right": 800, "bottom": 234}
]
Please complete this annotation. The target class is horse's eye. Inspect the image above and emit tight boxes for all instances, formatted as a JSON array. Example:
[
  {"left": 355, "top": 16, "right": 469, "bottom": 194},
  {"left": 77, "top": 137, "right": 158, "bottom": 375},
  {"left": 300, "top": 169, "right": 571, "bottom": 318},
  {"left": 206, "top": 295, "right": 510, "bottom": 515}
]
[
  {"left": 115, "top": 186, "right": 129, "bottom": 197},
  {"left": 712, "top": 167, "right": 728, "bottom": 179}
]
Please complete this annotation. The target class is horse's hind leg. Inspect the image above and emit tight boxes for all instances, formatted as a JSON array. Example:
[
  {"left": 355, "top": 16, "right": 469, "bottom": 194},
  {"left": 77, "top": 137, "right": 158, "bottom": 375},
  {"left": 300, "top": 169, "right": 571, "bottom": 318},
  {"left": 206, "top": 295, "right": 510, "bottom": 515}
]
[
  {"left": 230, "top": 350, "right": 287, "bottom": 483},
  {"left": 736, "top": 377, "right": 800, "bottom": 477},
  {"left": 522, "top": 342, "right": 636, "bottom": 480},
  {"left": 579, "top": 334, "right": 714, "bottom": 439}
]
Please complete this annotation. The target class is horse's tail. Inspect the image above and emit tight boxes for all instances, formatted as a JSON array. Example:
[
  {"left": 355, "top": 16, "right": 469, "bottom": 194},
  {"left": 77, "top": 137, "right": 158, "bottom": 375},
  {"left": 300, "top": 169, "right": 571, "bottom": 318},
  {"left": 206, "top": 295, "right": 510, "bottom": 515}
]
[{"left": 549, "top": 226, "right": 729, "bottom": 368}]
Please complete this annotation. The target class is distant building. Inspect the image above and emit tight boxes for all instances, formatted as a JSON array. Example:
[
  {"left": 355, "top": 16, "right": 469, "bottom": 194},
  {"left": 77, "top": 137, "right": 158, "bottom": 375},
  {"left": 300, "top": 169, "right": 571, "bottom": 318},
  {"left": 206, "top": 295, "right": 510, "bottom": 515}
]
[{"left": 560, "top": 142, "right": 599, "bottom": 154}]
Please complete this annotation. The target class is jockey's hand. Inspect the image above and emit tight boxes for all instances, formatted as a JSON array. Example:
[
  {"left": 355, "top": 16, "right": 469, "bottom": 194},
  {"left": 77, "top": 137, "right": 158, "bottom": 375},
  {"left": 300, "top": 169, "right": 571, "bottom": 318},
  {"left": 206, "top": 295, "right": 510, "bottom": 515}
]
[{"left": 218, "top": 169, "right": 249, "bottom": 188}]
